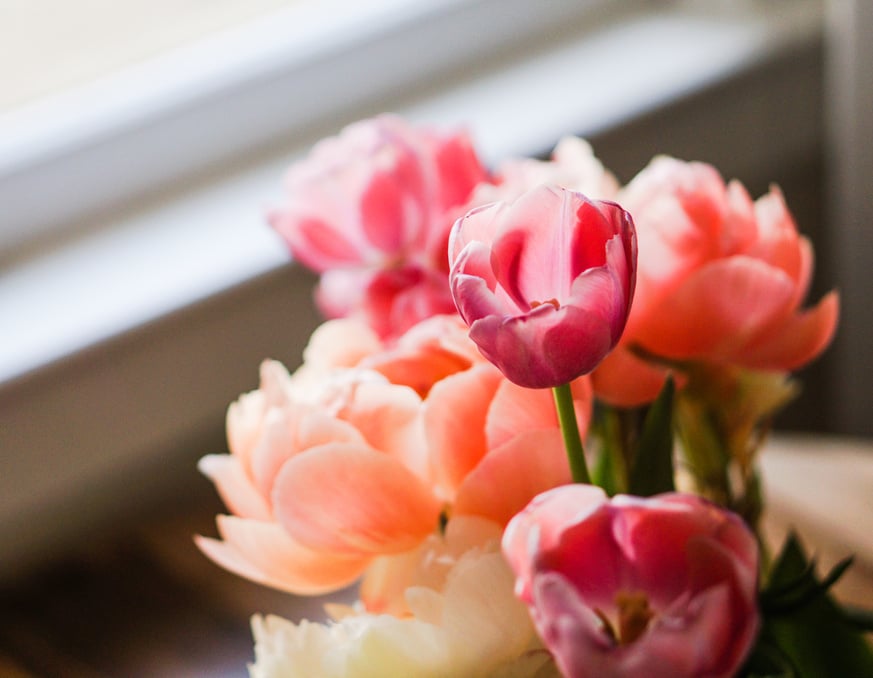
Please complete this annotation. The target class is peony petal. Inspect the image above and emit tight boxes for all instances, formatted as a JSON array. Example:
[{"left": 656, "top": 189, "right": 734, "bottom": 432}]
[
  {"left": 359, "top": 170, "right": 413, "bottom": 254},
  {"left": 273, "top": 443, "right": 442, "bottom": 555},
  {"left": 313, "top": 268, "right": 370, "bottom": 320},
  {"left": 633, "top": 257, "right": 796, "bottom": 361},
  {"left": 359, "top": 545, "right": 431, "bottom": 615},
  {"left": 484, "top": 376, "right": 591, "bottom": 449},
  {"left": 278, "top": 214, "right": 365, "bottom": 270},
  {"left": 454, "top": 429, "right": 572, "bottom": 527},
  {"left": 485, "top": 380, "right": 558, "bottom": 449},
  {"left": 299, "top": 318, "right": 383, "bottom": 372},
  {"left": 198, "top": 454, "right": 271, "bottom": 521},
  {"left": 338, "top": 380, "right": 426, "bottom": 478},
  {"left": 738, "top": 290, "right": 839, "bottom": 370},
  {"left": 749, "top": 185, "right": 807, "bottom": 284},
  {"left": 424, "top": 363, "right": 503, "bottom": 496},
  {"left": 249, "top": 406, "right": 367, "bottom": 499},
  {"left": 196, "top": 516, "right": 368, "bottom": 594},
  {"left": 590, "top": 345, "right": 671, "bottom": 408}
]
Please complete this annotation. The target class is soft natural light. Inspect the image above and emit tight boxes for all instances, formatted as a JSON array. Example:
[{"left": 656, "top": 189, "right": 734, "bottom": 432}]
[{"left": 0, "top": 0, "right": 309, "bottom": 112}]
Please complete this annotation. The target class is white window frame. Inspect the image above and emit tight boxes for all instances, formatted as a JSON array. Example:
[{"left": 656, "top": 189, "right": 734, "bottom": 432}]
[{"left": 0, "top": 0, "right": 615, "bottom": 257}]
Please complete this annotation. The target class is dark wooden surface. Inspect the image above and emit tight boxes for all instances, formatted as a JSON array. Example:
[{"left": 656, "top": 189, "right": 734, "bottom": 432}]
[{"left": 0, "top": 493, "right": 335, "bottom": 678}]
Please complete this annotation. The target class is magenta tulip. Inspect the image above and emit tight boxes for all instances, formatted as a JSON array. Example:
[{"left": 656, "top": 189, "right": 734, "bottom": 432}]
[
  {"left": 503, "top": 486, "right": 760, "bottom": 678},
  {"left": 448, "top": 185, "right": 636, "bottom": 388}
]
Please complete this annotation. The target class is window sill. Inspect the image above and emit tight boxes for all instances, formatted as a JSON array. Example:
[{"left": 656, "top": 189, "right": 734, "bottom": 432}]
[{"left": 0, "top": 0, "right": 823, "bottom": 575}]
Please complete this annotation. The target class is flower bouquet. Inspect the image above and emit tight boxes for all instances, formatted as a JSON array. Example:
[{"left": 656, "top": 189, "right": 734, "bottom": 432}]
[{"left": 196, "top": 115, "right": 872, "bottom": 677}]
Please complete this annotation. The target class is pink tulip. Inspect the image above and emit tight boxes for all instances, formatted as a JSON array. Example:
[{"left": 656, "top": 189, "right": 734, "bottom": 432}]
[
  {"left": 269, "top": 114, "right": 490, "bottom": 339},
  {"left": 503, "top": 486, "right": 760, "bottom": 678},
  {"left": 449, "top": 185, "right": 637, "bottom": 388}
]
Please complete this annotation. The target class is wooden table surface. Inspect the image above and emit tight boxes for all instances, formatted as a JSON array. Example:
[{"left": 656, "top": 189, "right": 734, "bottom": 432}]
[{"left": 0, "top": 435, "right": 870, "bottom": 677}]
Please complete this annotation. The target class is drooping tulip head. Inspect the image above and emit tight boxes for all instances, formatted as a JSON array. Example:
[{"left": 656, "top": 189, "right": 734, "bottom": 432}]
[{"left": 448, "top": 185, "right": 636, "bottom": 388}]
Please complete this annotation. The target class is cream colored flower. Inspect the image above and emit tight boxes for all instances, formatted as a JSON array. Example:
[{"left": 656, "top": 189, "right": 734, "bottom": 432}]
[{"left": 248, "top": 517, "right": 559, "bottom": 678}]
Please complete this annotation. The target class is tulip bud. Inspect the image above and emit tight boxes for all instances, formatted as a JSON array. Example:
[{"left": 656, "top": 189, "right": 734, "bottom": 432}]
[{"left": 449, "top": 185, "right": 636, "bottom": 388}]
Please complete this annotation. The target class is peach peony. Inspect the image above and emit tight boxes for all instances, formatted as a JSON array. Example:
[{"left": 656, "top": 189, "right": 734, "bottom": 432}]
[
  {"left": 196, "top": 360, "right": 441, "bottom": 595},
  {"left": 197, "top": 315, "right": 592, "bottom": 600}
]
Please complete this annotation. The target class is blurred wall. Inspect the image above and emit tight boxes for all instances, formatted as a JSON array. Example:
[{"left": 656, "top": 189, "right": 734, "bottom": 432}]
[{"left": 822, "top": 0, "right": 873, "bottom": 436}]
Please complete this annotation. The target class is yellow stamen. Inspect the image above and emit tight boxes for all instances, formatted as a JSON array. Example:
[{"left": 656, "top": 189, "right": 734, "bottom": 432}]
[
  {"left": 594, "top": 591, "right": 656, "bottom": 646},
  {"left": 615, "top": 591, "right": 655, "bottom": 645}
]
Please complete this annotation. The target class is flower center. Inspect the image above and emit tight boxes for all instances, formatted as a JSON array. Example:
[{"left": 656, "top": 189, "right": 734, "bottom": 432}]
[
  {"left": 530, "top": 298, "right": 560, "bottom": 310},
  {"left": 595, "top": 591, "right": 655, "bottom": 646}
]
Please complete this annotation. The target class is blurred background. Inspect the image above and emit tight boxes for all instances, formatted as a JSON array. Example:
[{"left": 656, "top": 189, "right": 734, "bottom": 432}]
[{"left": 0, "top": 0, "right": 870, "bottom": 673}]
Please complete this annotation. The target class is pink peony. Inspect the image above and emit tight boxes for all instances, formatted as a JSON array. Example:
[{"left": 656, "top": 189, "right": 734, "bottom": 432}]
[
  {"left": 593, "top": 156, "right": 838, "bottom": 406},
  {"left": 469, "top": 136, "right": 620, "bottom": 207},
  {"left": 503, "top": 486, "right": 760, "bottom": 678},
  {"left": 269, "top": 114, "right": 490, "bottom": 340},
  {"left": 449, "top": 185, "right": 637, "bottom": 388}
]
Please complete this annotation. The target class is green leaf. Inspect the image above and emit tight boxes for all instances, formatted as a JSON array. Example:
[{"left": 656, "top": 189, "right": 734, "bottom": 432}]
[
  {"left": 627, "top": 377, "right": 675, "bottom": 496},
  {"left": 591, "top": 407, "right": 628, "bottom": 496},
  {"left": 741, "top": 638, "right": 800, "bottom": 677},
  {"left": 753, "top": 533, "right": 873, "bottom": 678},
  {"left": 762, "top": 555, "right": 855, "bottom": 615},
  {"left": 844, "top": 605, "right": 873, "bottom": 633}
]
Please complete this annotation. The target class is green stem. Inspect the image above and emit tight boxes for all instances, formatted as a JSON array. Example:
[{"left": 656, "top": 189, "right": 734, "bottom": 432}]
[{"left": 552, "top": 382, "right": 590, "bottom": 484}]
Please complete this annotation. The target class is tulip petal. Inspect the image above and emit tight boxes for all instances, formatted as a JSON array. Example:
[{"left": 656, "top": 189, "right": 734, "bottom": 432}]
[
  {"left": 529, "top": 572, "right": 618, "bottom": 678},
  {"left": 272, "top": 443, "right": 442, "bottom": 555},
  {"left": 196, "top": 516, "right": 368, "bottom": 594},
  {"left": 610, "top": 495, "right": 723, "bottom": 606},
  {"left": 503, "top": 487, "right": 760, "bottom": 678}
]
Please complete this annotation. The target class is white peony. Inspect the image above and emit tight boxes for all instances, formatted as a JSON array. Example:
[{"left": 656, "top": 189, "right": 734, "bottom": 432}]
[{"left": 248, "top": 517, "right": 559, "bottom": 678}]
